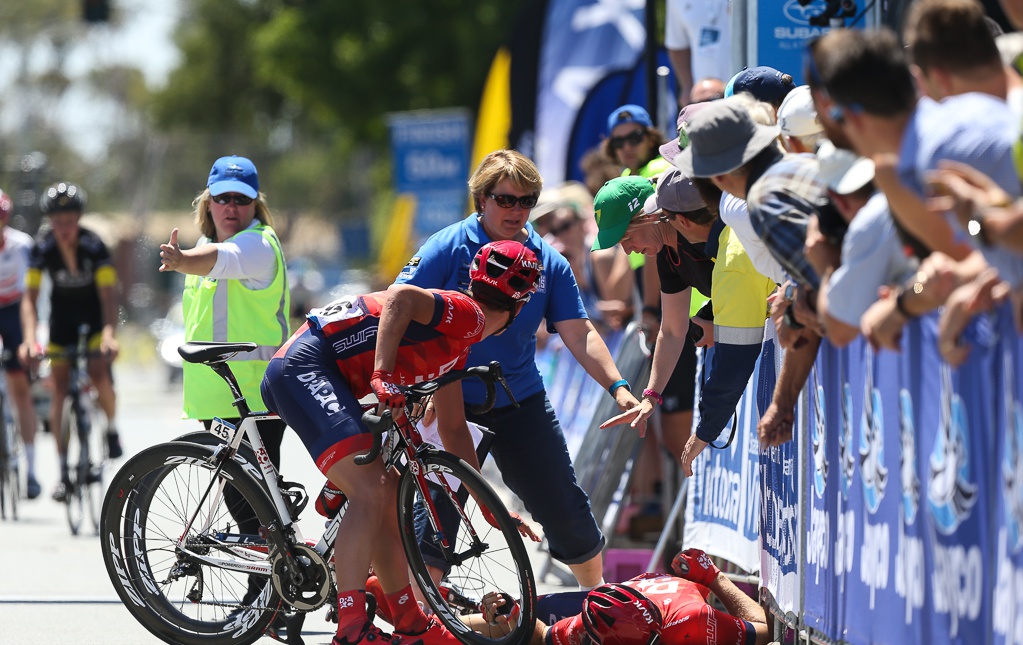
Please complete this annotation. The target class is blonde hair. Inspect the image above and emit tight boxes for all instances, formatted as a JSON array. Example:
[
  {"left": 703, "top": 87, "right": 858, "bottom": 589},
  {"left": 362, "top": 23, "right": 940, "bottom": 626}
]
[
  {"left": 192, "top": 188, "right": 274, "bottom": 241},
  {"left": 731, "top": 92, "right": 778, "bottom": 126},
  {"left": 468, "top": 150, "right": 543, "bottom": 214}
]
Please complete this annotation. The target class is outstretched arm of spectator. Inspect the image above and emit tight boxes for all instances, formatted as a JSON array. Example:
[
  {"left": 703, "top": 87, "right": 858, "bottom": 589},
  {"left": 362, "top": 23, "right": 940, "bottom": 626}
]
[
  {"left": 759, "top": 333, "right": 821, "bottom": 447},
  {"left": 159, "top": 228, "right": 218, "bottom": 276},
  {"left": 938, "top": 268, "right": 1010, "bottom": 366},
  {"left": 872, "top": 153, "right": 973, "bottom": 261},
  {"left": 599, "top": 289, "right": 689, "bottom": 436}
]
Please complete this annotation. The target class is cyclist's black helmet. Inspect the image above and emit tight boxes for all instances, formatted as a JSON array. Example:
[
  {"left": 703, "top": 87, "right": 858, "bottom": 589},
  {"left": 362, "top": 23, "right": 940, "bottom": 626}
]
[{"left": 40, "top": 182, "right": 86, "bottom": 214}]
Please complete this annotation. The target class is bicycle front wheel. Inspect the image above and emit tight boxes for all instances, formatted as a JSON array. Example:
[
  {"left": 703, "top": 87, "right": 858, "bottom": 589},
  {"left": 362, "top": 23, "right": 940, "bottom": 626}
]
[
  {"left": 101, "top": 441, "right": 282, "bottom": 645},
  {"left": 398, "top": 450, "right": 536, "bottom": 645},
  {"left": 62, "top": 397, "right": 89, "bottom": 535}
]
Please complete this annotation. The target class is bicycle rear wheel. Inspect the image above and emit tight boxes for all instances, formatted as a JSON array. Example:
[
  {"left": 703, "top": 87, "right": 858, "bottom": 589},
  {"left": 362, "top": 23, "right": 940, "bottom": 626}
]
[
  {"left": 398, "top": 450, "right": 536, "bottom": 645},
  {"left": 101, "top": 441, "right": 282, "bottom": 645}
]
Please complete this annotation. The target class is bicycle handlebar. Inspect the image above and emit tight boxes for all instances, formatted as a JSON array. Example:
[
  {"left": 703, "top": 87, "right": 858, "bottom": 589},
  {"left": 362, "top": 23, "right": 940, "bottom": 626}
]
[{"left": 355, "top": 361, "right": 516, "bottom": 465}]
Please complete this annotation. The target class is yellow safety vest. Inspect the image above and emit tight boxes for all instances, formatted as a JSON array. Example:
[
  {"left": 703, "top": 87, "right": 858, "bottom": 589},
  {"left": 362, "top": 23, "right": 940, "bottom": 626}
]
[{"left": 181, "top": 223, "right": 290, "bottom": 419}]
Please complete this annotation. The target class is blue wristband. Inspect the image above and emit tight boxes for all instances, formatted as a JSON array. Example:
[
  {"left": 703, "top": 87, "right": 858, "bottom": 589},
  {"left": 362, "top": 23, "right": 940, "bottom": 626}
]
[{"left": 608, "top": 379, "right": 630, "bottom": 397}]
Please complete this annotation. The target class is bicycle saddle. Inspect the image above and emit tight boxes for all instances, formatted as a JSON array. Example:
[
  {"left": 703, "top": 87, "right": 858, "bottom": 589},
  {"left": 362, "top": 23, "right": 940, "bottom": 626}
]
[{"left": 178, "top": 341, "right": 257, "bottom": 364}]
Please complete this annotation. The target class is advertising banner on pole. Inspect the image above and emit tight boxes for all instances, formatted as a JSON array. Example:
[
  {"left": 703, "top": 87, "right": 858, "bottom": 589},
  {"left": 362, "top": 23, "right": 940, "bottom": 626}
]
[{"left": 387, "top": 109, "right": 471, "bottom": 240}]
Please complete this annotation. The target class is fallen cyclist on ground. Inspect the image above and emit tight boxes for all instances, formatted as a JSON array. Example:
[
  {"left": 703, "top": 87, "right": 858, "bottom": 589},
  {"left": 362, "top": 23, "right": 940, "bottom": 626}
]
[{"left": 365, "top": 547, "right": 770, "bottom": 645}]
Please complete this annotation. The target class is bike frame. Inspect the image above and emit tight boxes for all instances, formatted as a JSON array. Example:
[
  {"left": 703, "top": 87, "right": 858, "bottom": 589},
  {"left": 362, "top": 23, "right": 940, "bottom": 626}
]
[{"left": 171, "top": 355, "right": 508, "bottom": 587}]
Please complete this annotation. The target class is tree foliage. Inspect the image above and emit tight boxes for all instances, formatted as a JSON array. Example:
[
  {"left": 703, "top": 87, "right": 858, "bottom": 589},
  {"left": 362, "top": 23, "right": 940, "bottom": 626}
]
[{"left": 156, "top": 0, "right": 516, "bottom": 139}]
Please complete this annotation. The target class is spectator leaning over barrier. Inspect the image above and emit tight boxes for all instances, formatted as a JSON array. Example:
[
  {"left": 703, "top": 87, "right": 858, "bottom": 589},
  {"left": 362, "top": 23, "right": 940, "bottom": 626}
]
[
  {"left": 778, "top": 85, "right": 827, "bottom": 154},
  {"left": 724, "top": 65, "right": 797, "bottom": 113},
  {"left": 672, "top": 96, "right": 827, "bottom": 447},
  {"left": 395, "top": 149, "right": 641, "bottom": 590},
  {"left": 808, "top": 26, "right": 1023, "bottom": 351},
  {"left": 808, "top": 141, "right": 918, "bottom": 347},
  {"left": 594, "top": 171, "right": 774, "bottom": 475}
]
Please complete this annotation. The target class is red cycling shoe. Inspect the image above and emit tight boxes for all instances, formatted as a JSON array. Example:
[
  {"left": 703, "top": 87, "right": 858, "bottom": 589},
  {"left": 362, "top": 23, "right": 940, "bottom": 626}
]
[
  {"left": 395, "top": 615, "right": 461, "bottom": 645},
  {"left": 333, "top": 621, "right": 422, "bottom": 645}
]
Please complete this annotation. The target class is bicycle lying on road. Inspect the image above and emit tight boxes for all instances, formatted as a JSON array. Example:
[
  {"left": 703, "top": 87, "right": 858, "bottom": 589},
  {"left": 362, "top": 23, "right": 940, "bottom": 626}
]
[{"left": 100, "top": 341, "right": 537, "bottom": 645}]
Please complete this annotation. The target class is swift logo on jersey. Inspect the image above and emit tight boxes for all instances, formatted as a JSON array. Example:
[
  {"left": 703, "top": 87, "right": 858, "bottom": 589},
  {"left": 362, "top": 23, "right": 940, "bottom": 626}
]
[{"left": 333, "top": 327, "right": 377, "bottom": 354}]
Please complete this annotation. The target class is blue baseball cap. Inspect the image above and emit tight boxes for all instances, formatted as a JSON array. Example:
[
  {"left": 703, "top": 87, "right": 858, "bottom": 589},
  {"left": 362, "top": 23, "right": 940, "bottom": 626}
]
[
  {"left": 207, "top": 156, "right": 259, "bottom": 198},
  {"left": 724, "top": 66, "right": 795, "bottom": 105},
  {"left": 606, "top": 104, "right": 653, "bottom": 135}
]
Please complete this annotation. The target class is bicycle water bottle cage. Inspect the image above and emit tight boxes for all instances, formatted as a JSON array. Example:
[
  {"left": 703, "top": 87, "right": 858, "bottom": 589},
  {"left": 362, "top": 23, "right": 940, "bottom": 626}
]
[{"left": 279, "top": 480, "right": 309, "bottom": 519}]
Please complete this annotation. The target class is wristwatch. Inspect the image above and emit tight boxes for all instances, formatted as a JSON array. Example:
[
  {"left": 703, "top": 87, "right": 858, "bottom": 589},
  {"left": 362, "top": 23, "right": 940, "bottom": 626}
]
[{"left": 783, "top": 283, "right": 798, "bottom": 302}]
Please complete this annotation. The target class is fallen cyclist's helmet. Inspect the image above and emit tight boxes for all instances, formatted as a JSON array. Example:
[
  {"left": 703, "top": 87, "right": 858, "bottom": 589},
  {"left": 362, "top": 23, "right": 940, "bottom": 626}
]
[
  {"left": 582, "top": 584, "right": 662, "bottom": 645},
  {"left": 40, "top": 182, "right": 86, "bottom": 214},
  {"left": 469, "top": 240, "right": 541, "bottom": 303}
]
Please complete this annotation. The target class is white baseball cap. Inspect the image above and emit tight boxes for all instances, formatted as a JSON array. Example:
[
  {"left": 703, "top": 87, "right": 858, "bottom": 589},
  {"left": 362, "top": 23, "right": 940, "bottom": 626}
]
[
  {"left": 777, "top": 86, "right": 823, "bottom": 138},
  {"left": 816, "top": 140, "right": 875, "bottom": 195}
]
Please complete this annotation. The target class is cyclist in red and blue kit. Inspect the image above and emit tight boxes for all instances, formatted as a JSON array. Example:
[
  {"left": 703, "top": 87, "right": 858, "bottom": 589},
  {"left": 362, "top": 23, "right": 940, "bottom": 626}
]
[{"left": 260, "top": 240, "right": 541, "bottom": 645}]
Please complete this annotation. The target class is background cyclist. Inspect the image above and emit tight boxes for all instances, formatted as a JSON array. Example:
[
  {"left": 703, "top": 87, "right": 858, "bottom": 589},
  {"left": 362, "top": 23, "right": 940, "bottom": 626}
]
[
  {"left": 260, "top": 240, "right": 541, "bottom": 645},
  {"left": 0, "top": 189, "right": 40, "bottom": 499},
  {"left": 19, "top": 182, "right": 122, "bottom": 502}
]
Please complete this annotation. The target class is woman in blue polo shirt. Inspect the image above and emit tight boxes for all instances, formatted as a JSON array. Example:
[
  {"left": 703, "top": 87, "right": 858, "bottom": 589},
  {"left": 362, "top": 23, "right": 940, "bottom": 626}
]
[{"left": 395, "top": 149, "right": 639, "bottom": 588}]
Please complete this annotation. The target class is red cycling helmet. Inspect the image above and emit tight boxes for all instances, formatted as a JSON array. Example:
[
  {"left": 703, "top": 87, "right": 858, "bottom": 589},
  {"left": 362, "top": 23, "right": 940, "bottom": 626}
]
[
  {"left": 0, "top": 190, "right": 11, "bottom": 218},
  {"left": 582, "top": 584, "right": 662, "bottom": 645},
  {"left": 469, "top": 240, "right": 541, "bottom": 302}
]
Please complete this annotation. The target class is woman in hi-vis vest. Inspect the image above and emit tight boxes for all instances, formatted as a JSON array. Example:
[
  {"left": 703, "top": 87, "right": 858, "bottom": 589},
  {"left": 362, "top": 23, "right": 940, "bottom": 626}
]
[{"left": 158, "top": 155, "right": 291, "bottom": 618}]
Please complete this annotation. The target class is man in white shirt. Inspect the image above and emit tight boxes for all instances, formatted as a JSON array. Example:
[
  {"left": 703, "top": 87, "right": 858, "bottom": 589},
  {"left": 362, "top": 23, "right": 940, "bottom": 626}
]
[{"left": 665, "top": 0, "right": 733, "bottom": 106}]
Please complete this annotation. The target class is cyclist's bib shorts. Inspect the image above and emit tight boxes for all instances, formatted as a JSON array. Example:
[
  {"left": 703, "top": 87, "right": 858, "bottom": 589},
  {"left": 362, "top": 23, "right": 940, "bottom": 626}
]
[{"left": 261, "top": 325, "right": 373, "bottom": 474}]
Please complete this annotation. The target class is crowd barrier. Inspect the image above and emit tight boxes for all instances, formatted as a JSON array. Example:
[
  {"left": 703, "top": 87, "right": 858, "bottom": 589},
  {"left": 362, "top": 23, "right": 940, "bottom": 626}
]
[{"left": 758, "top": 303, "right": 1023, "bottom": 645}]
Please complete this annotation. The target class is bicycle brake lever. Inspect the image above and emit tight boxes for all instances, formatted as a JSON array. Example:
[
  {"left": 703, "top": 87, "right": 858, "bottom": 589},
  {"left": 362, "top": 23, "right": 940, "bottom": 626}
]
[{"left": 355, "top": 410, "right": 391, "bottom": 465}]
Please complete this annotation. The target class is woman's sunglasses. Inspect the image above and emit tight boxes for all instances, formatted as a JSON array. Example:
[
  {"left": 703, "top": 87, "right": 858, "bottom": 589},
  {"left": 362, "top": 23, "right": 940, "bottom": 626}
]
[
  {"left": 487, "top": 193, "right": 539, "bottom": 209},
  {"left": 212, "top": 193, "right": 254, "bottom": 206},
  {"left": 609, "top": 129, "right": 646, "bottom": 150}
]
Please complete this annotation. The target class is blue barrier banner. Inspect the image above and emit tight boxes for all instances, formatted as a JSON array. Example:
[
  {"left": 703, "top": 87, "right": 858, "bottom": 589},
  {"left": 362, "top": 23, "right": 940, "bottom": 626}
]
[
  {"left": 759, "top": 336, "right": 802, "bottom": 614},
  {"left": 802, "top": 342, "right": 845, "bottom": 638},
  {"left": 685, "top": 344, "right": 762, "bottom": 574},
  {"left": 994, "top": 304, "right": 1023, "bottom": 644},
  {"left": 387, "top": 109, "right": 471, "bottom": 238},
  {"left": 918, "top": 315, "right": 994, "bottom": 644}
]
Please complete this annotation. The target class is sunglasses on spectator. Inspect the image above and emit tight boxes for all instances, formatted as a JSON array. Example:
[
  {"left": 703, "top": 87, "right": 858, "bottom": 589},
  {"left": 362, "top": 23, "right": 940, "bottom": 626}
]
[
  {"left": 487, "top": 192, "right": 539, "bottom": 209},
  {"left": 212, "top": 193, "right": 254, "bottom": 206},
  {"left": 609, "top": 129, "right": 646, "bottom": 150}
]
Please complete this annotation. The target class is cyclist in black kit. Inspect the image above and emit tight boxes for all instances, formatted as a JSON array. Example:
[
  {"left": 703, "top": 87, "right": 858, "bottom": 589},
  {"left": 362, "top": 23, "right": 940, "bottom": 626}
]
[{"left": 19, "top": 182, "right": 123, "bottom": 502}]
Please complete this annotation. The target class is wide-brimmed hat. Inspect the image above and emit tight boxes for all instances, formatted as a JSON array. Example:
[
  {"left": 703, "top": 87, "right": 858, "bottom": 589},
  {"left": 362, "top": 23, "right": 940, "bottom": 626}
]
[
  {"left": 659, "top": 102, "right": 713, "bottom": 164},
  {"left": 671, "top": 96, "right": 781, "bottom": 178}
]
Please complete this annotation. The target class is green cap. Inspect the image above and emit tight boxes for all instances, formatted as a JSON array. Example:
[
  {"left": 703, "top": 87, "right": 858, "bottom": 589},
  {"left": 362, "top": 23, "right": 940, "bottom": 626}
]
[{"left": 591, "top": 176, "right": 655, "bottom": 250}]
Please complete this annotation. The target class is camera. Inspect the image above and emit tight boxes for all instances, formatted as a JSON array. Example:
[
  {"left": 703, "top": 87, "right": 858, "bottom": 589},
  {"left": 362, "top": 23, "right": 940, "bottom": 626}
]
[{"left": 797, "top": 0, "right": 858, "bottom": 27}]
